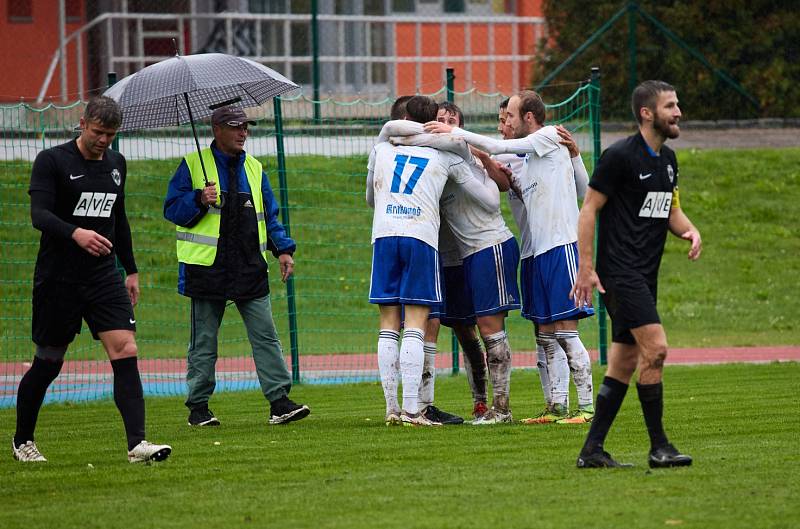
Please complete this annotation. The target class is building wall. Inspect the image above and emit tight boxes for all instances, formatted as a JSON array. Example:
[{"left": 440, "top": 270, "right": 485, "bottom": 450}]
[
  {"left": 0, "top": 0, "right": 87, "bottom": 102},
  {"left": 395, "top": 0, "right": 543, "bottom": 95}
]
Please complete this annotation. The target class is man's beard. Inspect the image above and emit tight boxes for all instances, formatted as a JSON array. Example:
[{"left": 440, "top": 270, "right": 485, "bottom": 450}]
[{"left": 653, "top": 114, "right": 680, "bottom": 139}]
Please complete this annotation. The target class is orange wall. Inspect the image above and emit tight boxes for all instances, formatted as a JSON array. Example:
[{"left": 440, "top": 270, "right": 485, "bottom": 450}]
[
  {"left": 395, "top": 1, "right": 545, "bottom": 96},
  {"left": 0, "top": 0, "right": 87, "bottom": 102}
]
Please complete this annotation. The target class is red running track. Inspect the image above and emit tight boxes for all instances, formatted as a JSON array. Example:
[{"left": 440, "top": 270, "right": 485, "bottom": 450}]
[{"left": 2, "top": 346, "right": 799, "bottom": 376}]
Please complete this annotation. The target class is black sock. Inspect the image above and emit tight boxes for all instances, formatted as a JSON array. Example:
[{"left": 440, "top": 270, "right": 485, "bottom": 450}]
[
  {"left": 111, "top": 357, "right": 146, "bottom": 451},
  {"left": 14, "top": 356, "right": 63, "bottom": 447},
  {"left": 462, "top": 338, "right": 487, "bottom": 399},
  {"left": 581, "top": 376, "right": 629, "bottom": 455},
  {"left": 637, "top": 382, "right": 669, "bottom": 450}
]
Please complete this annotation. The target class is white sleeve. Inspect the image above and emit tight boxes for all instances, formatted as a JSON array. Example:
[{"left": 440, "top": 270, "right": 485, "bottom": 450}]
[
  {"left": 388, "top": 133, "right": 473, "bottom": 163},
  {"left": 366, "top": 148, "right": 376, "bottom": 208},
  {"left": 449, "top": 127, "right": 535, "bottom": 155},
  {"left": 572, "top": 155, "right": 589, "bottom": 199},
  {"left": 448, "top": 159, "right": 500, "bottom": 212},
  {"left": 376, "top": 120, "right": 424, "bottom": 143}
]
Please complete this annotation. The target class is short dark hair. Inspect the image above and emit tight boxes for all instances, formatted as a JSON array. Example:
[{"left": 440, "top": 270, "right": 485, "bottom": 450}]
[
  {"left": 499, "top": 97, "right": 510, "bottom": 110},
  {"left": 437, "top": 100, "right": 464, "bottom": 126},
  {"left": 405, "top": 95, "right": 438, "bottom": 124},
  {"left": 84, "top": 96, "right": 122, "bottom": 129},
  {"left": 390, "top": 95, "right": 413, "bottom": 120},
  {"left": 632, "top": 80, "right": 676, "bottom": 124},
  {"left": 516, "top": 90, "right": 546, "bottom": 126}
]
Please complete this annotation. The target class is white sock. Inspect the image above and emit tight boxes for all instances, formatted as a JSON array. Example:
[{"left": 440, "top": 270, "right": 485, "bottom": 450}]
[
  {"left": 377, "top": 329, "right": 400, "bottom": 414},
  {"left": 538, "top": 332, "right": 569, "bottom": 408},
  {"left": 556, "top": 330, "right": 594, "bottom": 408},
  {"left": 535, "top": 336, "right": 552, "bottom": 407},
  {"left": 483, "top": 330, "right": 512, "bottom": 412},
  {"left": 418, "top": 341, "right": 437, "bottom": 410},
  {"left": 399, "top": 328, "right": 425, "bottom": 415}
]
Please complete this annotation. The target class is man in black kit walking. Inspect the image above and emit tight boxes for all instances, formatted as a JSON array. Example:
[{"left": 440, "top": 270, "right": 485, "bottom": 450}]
[
  {"left": 571, "top": 81, "right": 702, "bottom": 469},
  {"left": 12, "top": 96, "right": 171, "bottom": 464}
]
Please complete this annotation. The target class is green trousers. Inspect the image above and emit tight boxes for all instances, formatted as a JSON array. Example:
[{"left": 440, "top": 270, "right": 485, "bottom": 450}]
[{"left": 185, "top": 294, "right": 292, "bottom": 409}]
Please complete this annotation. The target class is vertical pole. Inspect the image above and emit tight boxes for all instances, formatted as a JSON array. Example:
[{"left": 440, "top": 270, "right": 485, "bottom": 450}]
[
  {"left": 445, "top": 67, "right": 459, "bottom": 375},
  {"left": 589, "top": 67, "right": 607, "bottom": 365},
  {"left": 311, "top": 0, "right": 321, "bottom": 123},
  {"left": 59, "top": 0, "right": 67, "bottom": 101},
  {"left": 108, "top": 72, "right": 119, "bottom": 151},
  {"left": 273, "top": 97, "right": 301, "bottom": 383},
  {"left": 628, "top": 1, "right": 638, "bottom": 98}
]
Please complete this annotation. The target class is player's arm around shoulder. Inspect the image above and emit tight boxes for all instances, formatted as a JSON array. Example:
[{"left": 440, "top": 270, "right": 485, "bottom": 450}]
[
  {"left": 163, "top": 159, "right": 207, "bottom": 227},
  {"left": 446, "top": 153, "right": 501, "bottom": 213}
]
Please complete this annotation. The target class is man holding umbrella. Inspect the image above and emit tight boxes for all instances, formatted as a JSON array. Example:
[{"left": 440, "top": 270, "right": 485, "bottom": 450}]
[{"left": 164, "top": 105, "right": 309, "bottom": 427}]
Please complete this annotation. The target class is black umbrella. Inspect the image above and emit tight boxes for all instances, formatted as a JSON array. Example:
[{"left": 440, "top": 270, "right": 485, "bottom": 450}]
[{"left": 104, "top": 51, "right": 298, "bottom": 184}]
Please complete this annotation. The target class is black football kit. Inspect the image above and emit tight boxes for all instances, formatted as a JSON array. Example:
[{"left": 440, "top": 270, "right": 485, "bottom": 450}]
[
  {"left": 29, "top": 139, "right": 137, "bottom": 345},
  {"left": 589, "top": 132, "right": 679, "bottom": 343}
]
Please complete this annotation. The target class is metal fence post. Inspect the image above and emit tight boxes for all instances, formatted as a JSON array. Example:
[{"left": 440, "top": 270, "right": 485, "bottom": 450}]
[
  {"left": 446, "top": 68, "right": 460, "bottom": 376},
  {"left": 589, "top": 67, "right": 608, "bottom": 365},
  {"left": 311, "top": 0, "right": 321, "bottom": 123},
  {"left": 273, "top": 97, "right": 300, "bottom": 383}
]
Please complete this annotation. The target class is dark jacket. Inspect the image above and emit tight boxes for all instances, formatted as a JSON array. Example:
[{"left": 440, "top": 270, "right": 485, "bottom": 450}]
[{"left": 163, "top": 142, "right": 295, "bottom": 301}]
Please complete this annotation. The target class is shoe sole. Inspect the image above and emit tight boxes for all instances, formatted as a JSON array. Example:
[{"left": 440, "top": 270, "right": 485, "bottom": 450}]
[
  {"left": 269, "top": 406, "right": 310, "bottom": 425},
  {"left": 576, "top": 458, "right": 634, "bottom": 469},
  {"left": 188, "top": 419, "right": 221, "bottom": 426},
  {"left": 649, "top": 458, "right": 693, "bottom": 468},
  {"left": 129, "top": 447, "right": 172, "bottom": 464},
  {"left": 556, "top": 418, "right": 593, "bottom": 424}
]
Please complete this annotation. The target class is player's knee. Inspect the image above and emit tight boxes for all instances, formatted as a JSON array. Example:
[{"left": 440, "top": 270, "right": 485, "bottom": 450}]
[
  {"left": 117, "top": 339, "right": 138, "bottom": 359},
  {"left": 643, "top": 343, "right": 667, "bottom": 369}
]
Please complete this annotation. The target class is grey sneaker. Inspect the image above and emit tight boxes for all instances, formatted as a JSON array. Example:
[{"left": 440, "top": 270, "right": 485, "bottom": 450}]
[
  {"left": 385, "top": 410, "right": 402, "bottom": 426},
  {"left": 471, "top": 408, "right": 513, "bottom": 425},
  {"left": 400, "top": 411, "right": 442, "bottom": 427},
  {"left": 12, "top": 439, "right": 47, "bottom": 462},
  {"left": 127, "top": 440, "right": 172, "bottom": 463}
]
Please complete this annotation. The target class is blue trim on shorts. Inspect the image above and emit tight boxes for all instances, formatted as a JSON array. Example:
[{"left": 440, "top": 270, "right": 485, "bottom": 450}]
[
  {"left": 524, "top": 242, "right": 594, "bottom": 324},
  {"left": 463, "top": 237, "right": 521, "bottom": 317}
]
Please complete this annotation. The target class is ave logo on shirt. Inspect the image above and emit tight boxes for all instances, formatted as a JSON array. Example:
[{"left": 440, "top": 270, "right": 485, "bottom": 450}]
[
  {"left": 638, "top": 191, "right": 672, "bottom": 218},
  {"left": 73, "top": 192, "right": 117, "bottom": 217}
]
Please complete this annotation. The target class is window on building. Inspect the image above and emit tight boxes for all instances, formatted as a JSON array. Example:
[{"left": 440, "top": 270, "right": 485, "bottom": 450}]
[
  {"left": 7, "top": 0, "right": 32, "bottom": 23},
  {"left": 444, "top": 0, "right": 465, "bottom": 12},
  {"left": 392, "top": 0, "right": 415, "bottom": 12},
  {"left": 66, "top": 0, "right": 81, "bottom": 22}
]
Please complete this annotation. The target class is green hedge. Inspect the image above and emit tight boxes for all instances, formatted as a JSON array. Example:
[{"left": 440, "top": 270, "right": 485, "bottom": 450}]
[{"left": 533, "top": 0, "right": 800, "bottom": 120}]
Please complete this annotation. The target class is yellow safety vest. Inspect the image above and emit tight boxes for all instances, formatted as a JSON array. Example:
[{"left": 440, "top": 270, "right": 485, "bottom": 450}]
[{"left": 176, "top": 148, "right": 269, "bottom": 266}]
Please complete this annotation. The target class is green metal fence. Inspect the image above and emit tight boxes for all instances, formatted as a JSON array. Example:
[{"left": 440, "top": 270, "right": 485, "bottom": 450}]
[{"left": 0, "top": 74, "right": 602, "bottom": 407}]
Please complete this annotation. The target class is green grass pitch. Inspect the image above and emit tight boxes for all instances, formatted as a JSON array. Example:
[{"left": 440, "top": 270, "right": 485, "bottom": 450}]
[{"left": 2, "top": 363, "right": 798, "bottom": 529}]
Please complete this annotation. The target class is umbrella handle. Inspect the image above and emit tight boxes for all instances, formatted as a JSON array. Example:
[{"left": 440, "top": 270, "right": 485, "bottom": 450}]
[{"left": 184, "top": 92, "right": 210, "bottom": 187}]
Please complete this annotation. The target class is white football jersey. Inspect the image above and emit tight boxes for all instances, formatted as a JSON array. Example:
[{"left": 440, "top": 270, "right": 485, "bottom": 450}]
[
  {"left": 368, "top": 142, "right": 473, "bottom": 249},
  {"left": 453, "top": 125, "right": 580, "bottom": 257},
  {"left": 439, "top": 172, "right": 512, "bottom": 259},
  {"left": 495, "top": 152, "right": 532, "bottom": 259}
]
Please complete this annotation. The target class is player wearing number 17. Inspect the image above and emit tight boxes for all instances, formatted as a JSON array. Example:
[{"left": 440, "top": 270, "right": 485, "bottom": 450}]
[{"left": 367, "top": 96, "right": 500, "bottom": 426}]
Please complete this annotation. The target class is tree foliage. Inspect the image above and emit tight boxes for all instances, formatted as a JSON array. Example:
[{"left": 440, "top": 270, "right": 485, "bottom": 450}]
[{"left": 532, "top": 0, "right": 800, "bottom": 120}]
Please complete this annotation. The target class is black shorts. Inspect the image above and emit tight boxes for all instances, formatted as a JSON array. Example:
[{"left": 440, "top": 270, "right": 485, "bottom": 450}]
[
  {"left": 599, "top": 273, "right": 660, "bottom": 345},
  {"left": 32, "top": 271, "right": 136, "bottom": 346}
]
